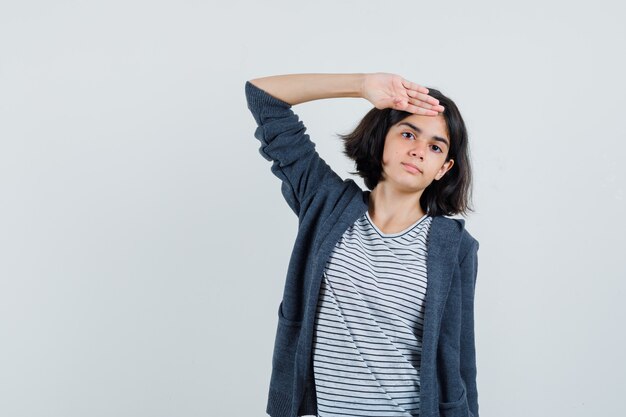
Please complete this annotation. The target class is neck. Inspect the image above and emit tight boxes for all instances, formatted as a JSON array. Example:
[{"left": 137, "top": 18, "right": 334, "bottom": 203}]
[{"left": 368, "top": 182, "right": 426, "bottom": 232}]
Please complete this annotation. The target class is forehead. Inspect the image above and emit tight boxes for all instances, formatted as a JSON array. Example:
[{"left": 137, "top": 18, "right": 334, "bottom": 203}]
[{"left": 395, "top": 114, "right": 447, "bottom": 132}]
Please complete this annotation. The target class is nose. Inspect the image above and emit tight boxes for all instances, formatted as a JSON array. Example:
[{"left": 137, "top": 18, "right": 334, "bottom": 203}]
[{"left": 410, "top": 143, "right": 426, "bottom": 160}]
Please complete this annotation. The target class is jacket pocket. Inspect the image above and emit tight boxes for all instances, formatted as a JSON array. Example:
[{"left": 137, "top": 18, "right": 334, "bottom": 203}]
[
  {"left": 269, "top": 305, "right": 302, "bottom": 390},
  {"left": 438, "top": 387, "right": 468, "bottom": 416},
  {"left": 278, "top": 300, "right": 303, "bottom": 327}
]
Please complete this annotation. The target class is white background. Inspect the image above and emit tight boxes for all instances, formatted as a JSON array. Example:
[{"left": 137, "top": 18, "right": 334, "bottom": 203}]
[{"left": 1, "top": 1, "right": 625, "bottom": 416}]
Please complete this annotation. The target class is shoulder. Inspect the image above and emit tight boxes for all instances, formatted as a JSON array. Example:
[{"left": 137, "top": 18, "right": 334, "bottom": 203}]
[{"left": 431, "top": 216, "right": 479, "bottom": 262}]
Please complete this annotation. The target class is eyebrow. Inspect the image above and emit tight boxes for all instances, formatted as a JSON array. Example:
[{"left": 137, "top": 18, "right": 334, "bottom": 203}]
[{"left": 397, "top": 122, "right": 450, "bottom": 148}]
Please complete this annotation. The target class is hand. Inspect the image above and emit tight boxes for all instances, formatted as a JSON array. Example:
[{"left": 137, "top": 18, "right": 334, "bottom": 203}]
[{"left": 360, "top": 72, "right": 445, "bottom": 116}]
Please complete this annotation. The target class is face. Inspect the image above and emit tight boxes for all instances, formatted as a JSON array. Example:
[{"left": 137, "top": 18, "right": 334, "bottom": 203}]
[{"left": 380, "top": 114, "right": 455, "bottom": 193}]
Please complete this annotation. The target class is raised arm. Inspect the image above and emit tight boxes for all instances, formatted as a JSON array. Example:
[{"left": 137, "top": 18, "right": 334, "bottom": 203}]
[
  {"left": 249, "top": 73, "right": 445, "bottom": 116},
  {"left": 244, "top": 72, "right": 445, "bottom": 217}
]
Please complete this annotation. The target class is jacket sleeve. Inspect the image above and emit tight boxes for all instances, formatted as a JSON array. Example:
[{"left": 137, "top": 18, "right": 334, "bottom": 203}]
[
  {"left": 459, "top": 240, "right": 480, "bottom": 417},
  {"left": 244, "top": 81, "right": 343, "bottom": 217}
]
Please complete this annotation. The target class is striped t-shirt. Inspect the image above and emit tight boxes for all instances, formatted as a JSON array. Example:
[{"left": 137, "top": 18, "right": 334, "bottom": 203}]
[{"left": 312, "top": 210, "right": 432, "bottom": 417}]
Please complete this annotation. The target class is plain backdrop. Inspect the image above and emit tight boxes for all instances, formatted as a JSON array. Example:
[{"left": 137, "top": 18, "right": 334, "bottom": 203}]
[{"left": 1, "top": 1, "right": 625, "bottom": 416}]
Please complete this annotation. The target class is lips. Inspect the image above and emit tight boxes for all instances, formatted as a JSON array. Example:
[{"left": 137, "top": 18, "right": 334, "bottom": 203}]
[{"left": 402, "top": 162, "right": 422, "bottom": 174}]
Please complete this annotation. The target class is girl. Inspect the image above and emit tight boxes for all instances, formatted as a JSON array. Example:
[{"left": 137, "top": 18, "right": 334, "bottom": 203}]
[{"left": 245, "top": 73, "right": 479, "bottom": 417}]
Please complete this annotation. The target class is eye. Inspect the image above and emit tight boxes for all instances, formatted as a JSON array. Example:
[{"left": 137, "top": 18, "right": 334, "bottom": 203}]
[
  {"left": 401, "top": 132, "right": 415, "bottom": 140},
  {"left": 431, "top": 144, "right": 443, "bottom": 153}
]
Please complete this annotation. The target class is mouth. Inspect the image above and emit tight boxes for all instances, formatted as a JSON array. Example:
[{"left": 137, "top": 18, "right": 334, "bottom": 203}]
[{"left": 401, "top": 162, "right": 422, "bottom": 174}]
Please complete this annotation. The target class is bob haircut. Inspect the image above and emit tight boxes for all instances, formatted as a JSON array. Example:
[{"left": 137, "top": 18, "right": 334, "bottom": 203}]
[{"left": 339, "top": 87, "right": 474, "bottom": 217}]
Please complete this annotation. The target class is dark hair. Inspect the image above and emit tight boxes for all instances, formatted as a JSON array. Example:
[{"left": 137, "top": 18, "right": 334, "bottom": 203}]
[{"left": 339, "top": 87, "right": 474, "bottom": 217}]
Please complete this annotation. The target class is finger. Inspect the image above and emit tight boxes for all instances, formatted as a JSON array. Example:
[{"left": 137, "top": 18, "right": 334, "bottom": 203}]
[
  {"left": 406, "top": 89, "right": 440, "bottom": 106},
  {"left": 402, "top": 79, "right": 429, "bottom": 95},
  {"left": 404, "top": 103, "right": 439, "bottom": 116},
  {"left": 408, "top": 97, "right": 434, "bottom": 110},
  {"left": 409, "top": 97, "right": 446, "bottom": 113}
]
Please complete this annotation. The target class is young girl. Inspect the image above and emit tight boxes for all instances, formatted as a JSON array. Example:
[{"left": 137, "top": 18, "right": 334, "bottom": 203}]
[{"left": 245, "top": 73, "right": 479, "bottom": 417}]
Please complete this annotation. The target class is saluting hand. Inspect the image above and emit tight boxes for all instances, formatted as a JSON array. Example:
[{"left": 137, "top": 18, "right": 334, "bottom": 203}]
[{"left": 360, "top": 72, "right": 445, "bottom": 116}]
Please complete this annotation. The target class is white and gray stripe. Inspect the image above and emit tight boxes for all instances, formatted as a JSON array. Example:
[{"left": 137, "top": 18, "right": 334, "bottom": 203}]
[{"left": 313, "top": 211, "right": 432, "bottom": 417}]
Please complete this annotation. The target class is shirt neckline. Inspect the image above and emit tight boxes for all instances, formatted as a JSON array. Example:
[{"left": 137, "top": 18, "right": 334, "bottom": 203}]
[{"left": 365, "top": 210, "right": 429, "bottom": 238}]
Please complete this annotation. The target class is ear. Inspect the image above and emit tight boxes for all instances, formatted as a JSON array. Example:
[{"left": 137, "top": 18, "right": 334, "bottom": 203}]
[{"left": 434, "top": 159, "right": 454, "bottom": 181}]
